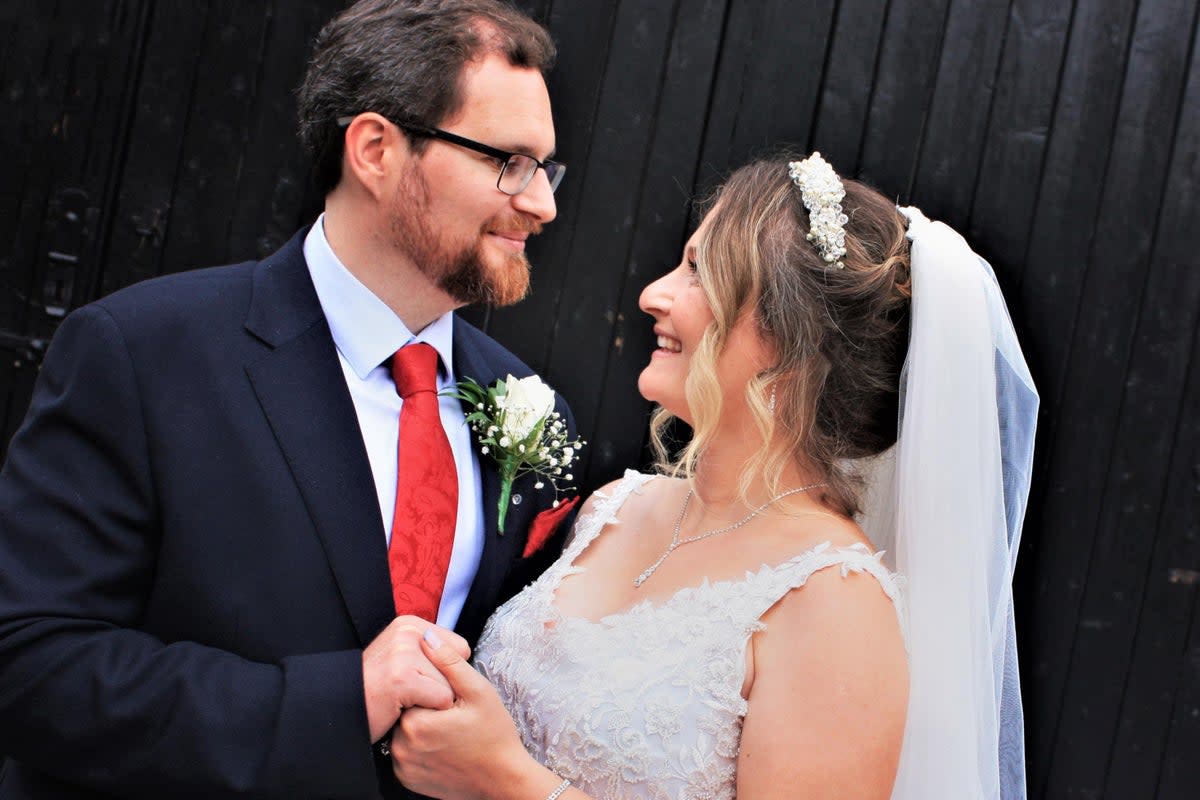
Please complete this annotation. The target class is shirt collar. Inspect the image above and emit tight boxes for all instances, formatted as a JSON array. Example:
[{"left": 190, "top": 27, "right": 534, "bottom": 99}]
[{"left": 303, "top": 214, "right": 456, "bottom": 381}]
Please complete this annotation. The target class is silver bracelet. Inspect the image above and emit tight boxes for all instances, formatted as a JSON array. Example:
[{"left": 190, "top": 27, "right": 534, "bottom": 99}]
[{"left": 545, "top": 777, "right": 571, "bottom": 800}]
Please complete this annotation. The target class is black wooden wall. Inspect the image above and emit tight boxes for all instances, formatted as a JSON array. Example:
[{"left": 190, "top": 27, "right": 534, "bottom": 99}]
[{"left": 2, "top": 1, "right": 1198, "bottom": 798}]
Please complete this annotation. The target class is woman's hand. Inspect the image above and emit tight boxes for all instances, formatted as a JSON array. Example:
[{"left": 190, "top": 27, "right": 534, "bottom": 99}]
[{"left": 389, "top": 631, "right": 551, "bottom": 800}]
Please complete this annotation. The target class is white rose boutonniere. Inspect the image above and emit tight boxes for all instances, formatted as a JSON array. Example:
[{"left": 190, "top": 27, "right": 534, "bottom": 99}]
[{"left": 445, "top": 374, "right": 586, "bottom": 532}]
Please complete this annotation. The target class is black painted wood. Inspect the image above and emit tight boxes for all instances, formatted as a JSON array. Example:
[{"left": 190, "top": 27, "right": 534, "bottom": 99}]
[
  {"left": 100, "top": 0, "right": 210, "bottom": 295},
  {"left": 909, "top": 0, "right": 1011, "bottom": 229},
  {"left": 3, "top": 2, "right": 1200, "bottom": 797},
  {"left": 535, "top": 0, "right": 682, "bottom": 462},
  {"left": 858, "top": 0, "right": 952, "bottom": 197},
  {"left": 696, "top": 0, "right": 836, "bottom": 190},
  {"left": 1016, "top": 0, "right": 1141, "bottom": 793},
  {"left": 809, "top": 0, "right": 889, "bottom": 172},
  {"left": 966, "top": 0, "right": 1073, "bottom": 296},
  {"left": 1041, "top": 4, "right": 1198, "bottom": 796},
  {"left": 1106, "top": 20, "right": 1200, "bottom": 797},
  {"left": 479, "top": 0, "right": 620, "bottom": 372},
  {"left": 0, "top": 0, "right": 149, "bottom": 445},
  {"left": 586, "top": 0, "right": 729, "bottom": 486}
]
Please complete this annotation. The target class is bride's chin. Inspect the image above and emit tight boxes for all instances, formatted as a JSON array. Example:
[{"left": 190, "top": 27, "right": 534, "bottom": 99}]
[
  {"left": 636, "top": 368, "right": 654, "bottom": 399},
  {"left": 637, "top": 371, "right": 671, "bottom": 407},
  {"left": 638, "top": 380, "right": 689, "bottom": 422}
]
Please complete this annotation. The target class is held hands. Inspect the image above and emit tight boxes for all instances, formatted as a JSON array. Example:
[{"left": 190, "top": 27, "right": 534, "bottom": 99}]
[
  {"left": 362, "top": 616, "right": 471, "bottom": 742},
  {"left": 389, "top": 630, "right": 540, "bottom": 800}
]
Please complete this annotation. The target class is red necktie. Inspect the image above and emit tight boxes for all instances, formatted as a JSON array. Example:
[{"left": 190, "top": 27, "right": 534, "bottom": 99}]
[{"left": 387, "top": 343, "right": 458, "bottom": 621}]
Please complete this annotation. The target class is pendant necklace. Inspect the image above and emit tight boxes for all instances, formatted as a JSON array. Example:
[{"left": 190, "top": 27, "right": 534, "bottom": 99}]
[{"left": 633, "top": 482, "right": 827, "bottom": 588}]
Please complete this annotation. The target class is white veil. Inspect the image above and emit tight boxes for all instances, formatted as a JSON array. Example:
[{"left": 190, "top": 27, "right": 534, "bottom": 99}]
[{"left": 858, "top": 207, "right": 1037, "bottom": 800}]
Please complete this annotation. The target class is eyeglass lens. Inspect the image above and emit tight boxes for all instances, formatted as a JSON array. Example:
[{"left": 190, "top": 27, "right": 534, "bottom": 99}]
[{"left": 499, "top": 155, "right": 565, "bottom": 195}]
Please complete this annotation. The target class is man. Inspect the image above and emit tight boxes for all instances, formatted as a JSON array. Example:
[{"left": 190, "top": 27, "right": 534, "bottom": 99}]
[{"left": 0, "top": 1, "right": 575, "bottom": 797}]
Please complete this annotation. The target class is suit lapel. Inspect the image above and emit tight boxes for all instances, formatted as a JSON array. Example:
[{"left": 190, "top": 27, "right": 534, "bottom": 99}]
[
  {"left": 244, "top": 233, "right": 395, "bottom": 645},
  {"left": 451, "top": 324, "right": 528, "bottom": 642}
]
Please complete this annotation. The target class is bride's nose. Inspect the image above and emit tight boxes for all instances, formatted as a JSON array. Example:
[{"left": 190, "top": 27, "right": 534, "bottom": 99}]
[{"left": 639, "top": 273, "right": 671, "bottom": 318}]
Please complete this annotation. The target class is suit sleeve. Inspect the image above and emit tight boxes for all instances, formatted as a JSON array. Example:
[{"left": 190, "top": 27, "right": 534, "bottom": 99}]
[{"left": 0, "top": 305, "right": 377, "bottom": 799}]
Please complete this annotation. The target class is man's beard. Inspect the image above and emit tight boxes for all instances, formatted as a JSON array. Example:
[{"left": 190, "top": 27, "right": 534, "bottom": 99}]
[{"left": 389, "top": 166, "right": 537, "bottom": 307}]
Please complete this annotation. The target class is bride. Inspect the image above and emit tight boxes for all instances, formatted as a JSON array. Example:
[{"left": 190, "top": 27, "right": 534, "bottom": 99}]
[{"left": 385, "top": 153, "right": 1036, "bottom": 800}]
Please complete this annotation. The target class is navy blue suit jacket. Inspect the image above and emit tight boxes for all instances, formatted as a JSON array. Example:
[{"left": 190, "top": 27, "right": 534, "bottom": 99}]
[{"left": 0, "top": 230, "right": 573, "bottom": 799}]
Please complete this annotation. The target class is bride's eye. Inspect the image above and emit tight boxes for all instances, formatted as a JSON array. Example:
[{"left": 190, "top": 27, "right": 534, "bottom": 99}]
[{"left": 686, "top": 258, "right": 699, "bottom": 273}]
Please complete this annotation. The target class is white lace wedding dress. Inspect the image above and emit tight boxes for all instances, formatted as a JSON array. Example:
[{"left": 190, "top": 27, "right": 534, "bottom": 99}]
[{"left": 474, "top": 471, "right": 906, "bottom": 800}]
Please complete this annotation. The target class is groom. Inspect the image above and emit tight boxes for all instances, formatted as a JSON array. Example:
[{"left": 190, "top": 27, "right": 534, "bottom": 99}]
[{"left": 0, "top": 1, "right": 575, "bottom": 798}]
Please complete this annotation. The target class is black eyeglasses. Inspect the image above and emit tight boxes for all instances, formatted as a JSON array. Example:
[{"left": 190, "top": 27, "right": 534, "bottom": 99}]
[{"left": 337, "top": 115, "right": 565, "bottom": 196}]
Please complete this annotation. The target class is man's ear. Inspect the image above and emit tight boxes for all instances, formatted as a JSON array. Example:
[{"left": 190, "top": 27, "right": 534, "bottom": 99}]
[{"left": 341, "top": 112, "right": 408, "bottom": 201}]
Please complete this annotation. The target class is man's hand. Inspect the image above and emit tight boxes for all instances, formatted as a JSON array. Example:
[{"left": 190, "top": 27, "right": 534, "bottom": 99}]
[{"left": 361, "top": 616, "right": 470, "bottom": 742}]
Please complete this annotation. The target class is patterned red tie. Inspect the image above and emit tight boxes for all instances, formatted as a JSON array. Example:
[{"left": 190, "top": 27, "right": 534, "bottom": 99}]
[{"left": 387, "top": 343, "right": 458, "bottom": 621}]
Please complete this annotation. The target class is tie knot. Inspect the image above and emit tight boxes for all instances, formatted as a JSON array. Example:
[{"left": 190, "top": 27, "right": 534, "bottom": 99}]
[{"left": 391, "top": 343, "right": 439, "bottom": 399}]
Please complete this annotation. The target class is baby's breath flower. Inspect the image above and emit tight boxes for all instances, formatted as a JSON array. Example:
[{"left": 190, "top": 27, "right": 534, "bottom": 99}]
[{"left": 442, "top": 374, "right": 586, "bottom": 532}]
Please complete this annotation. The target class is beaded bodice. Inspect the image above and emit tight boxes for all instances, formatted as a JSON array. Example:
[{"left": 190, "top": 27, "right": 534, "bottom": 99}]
[{"left": 474, "top": 471, "right": 905, "bottom": 800}]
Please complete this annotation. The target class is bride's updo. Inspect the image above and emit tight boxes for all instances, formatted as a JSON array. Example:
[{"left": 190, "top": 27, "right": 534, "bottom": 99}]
[{"left": 650, "top": 155, "right": 912, "bottom": 517}]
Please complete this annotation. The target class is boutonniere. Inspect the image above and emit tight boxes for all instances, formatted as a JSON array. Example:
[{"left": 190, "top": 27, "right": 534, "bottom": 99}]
[{"left": 445, "top": 374, "right": 586, "bottom": 533}]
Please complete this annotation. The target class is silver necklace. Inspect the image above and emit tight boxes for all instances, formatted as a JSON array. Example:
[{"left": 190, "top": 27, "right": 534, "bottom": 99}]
[{"left": 633, "top": 482, "right": 827, "bottom": 588}]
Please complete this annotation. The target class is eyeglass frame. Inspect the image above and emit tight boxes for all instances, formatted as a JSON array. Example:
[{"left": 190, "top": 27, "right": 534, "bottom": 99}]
[{"left": 336, "top": 114, "right": 565, "bottom": 196}]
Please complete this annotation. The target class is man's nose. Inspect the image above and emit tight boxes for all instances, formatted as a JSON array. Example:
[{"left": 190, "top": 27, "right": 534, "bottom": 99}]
[{"left": 511, "top": 168, "right": 557, "bottom": 223}]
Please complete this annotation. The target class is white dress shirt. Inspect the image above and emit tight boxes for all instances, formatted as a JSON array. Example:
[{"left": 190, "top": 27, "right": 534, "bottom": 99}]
[{"left": 303, "top": 216, "right": 484, "bottom": 629}]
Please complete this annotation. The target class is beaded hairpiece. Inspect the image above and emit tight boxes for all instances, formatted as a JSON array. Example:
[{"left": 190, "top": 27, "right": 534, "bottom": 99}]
[{"left": 787, "top": 152, "right": 848, "bottom": 269}]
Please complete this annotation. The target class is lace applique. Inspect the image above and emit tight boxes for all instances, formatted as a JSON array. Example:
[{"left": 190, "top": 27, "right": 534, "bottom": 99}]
[{"left": 475, "top": 470, "right": 905, "bottom": 800}]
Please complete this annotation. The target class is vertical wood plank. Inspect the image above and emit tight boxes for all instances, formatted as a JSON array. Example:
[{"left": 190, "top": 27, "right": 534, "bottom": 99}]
[
  {"left": 0, "top": 1, "right": 59, "bottom": 333},
  {"left": 809, "top": 0, "right": 889, "bottom": 172},
  {"left": 1106, "top": 16, "right": 1200, "bottom": 795},
  {"left": 1044, "top": 0, "right": 1199, "bottom": 787},
  {"left": 1157, "top": 546, "right": 1200, "bottom": 799},
  {"left": 226, "top": 0, "right": 346, "bottom": 260},
  {"left": 0, "top": 1, "right": 57, "bottom": 442},
  {"left": 585, "top": 0, "right": 728, "bottom": 485},
  {"left": 100, "top": 0, "right": 210, "bottom": 295},
  {"left": 1014, "top": 0, "right": 1141, "bottom": 792},
  {"left": 0, "top": 0, "right": 150, "bottom": 446},
  {"left": 1023, "top": 0, "right": 1188, "bottom": 795},
  {"left": 531, "top": 0, "right": 682, "bottom": 464},
  {"left": 858, "top": 0, "right": 953, "bottom": 196},
  {"left": 909, "top": 0, "right": 1011, "bottom": 230},
  {"left": 967, "top": 0, "right": 1072, "bottom": 297},
  {"left": 153, "top": 0, "right": 271, "bottom": 274},
  {"left": 695, "top": 0, "right": 836, "bottom": 191},
  {"left": 479, "top": 0, "right": 621, "bottom": 360}
]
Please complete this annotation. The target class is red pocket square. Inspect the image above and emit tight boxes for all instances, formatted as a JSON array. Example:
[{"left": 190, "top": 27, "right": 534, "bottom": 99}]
[{"left": 523, "top": 496, "right": 580, "bottom": 558}]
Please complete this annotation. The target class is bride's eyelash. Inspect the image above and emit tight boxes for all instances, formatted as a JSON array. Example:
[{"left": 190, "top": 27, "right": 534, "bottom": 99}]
[{"left": 687, "top": 258, "right": 699, "bottom": 273}]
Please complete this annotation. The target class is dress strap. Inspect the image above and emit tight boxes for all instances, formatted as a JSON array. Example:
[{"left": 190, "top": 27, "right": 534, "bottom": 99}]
[
  {"left": 558, "top": 470, "right": 657, "bottom": 568},
  {"left": 748, "top": 542, "right": 909, "bottom": 651}
]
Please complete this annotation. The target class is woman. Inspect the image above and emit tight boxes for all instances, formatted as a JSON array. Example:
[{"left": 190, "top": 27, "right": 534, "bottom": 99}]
[{"left": 388, "top": 153, "right": 1036, "bottom": 800}]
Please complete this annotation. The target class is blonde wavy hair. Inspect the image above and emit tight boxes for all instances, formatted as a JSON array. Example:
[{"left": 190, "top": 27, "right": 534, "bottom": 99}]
[{"left": 649, "top": 156, "right": 912, "bottom": 517}]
